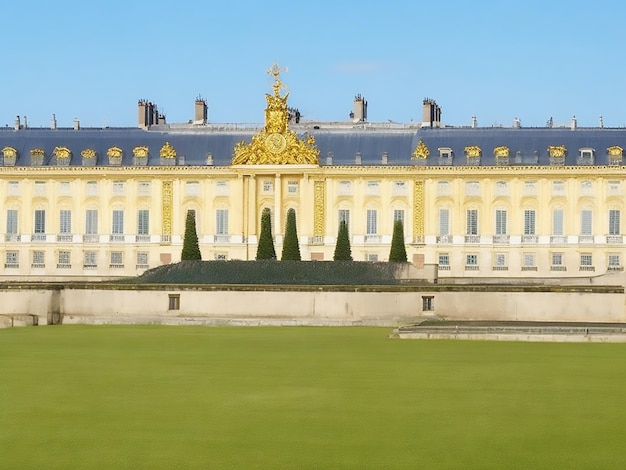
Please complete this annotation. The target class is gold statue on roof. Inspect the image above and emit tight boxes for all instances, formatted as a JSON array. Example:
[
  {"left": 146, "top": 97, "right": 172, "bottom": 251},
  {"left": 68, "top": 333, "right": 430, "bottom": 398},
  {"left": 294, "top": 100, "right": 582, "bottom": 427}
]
[{"left": 232, "top": 62, "right": 319, "bottom": 165}]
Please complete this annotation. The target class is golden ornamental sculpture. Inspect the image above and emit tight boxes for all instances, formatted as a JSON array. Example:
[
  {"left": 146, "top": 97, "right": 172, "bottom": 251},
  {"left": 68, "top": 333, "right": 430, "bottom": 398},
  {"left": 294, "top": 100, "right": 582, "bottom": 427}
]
[
  {"left": 53, "top": 146, "right": 72, "bottom": 159},
  {"left": 548, "top": 145, "right": 566, "bottom": 158},
  {"left": 465, "top": 145, "right": 481, "bottom": 158},
  {"left": 106, "top": 146, "right": 123, "bottom": 159},
  {"left": 411, "top": 140, "right": 430, "bottom": 159},
  {"left": 493, "top": 146, "right": 509, "bottom": 158},
  {"left": 2, "top": 146, "right": 17, "bottom": 159},
  {"left": 133, "top": 146, "right": 149, "bottom": 158},
  {"left": 81, "top": 148, "right": 97, "bottom": 159},
  {"left": 30, "top": 148, "right": 45, "bottom": 157},
  {"left": 607, "top": 146, "right": 623, "bottom": 157},
  {"left": 160, "top": 142, "right": 177, "bottom": 159},
  {"left": 232, "top": 62, "right": 319, "bottom": 165}
]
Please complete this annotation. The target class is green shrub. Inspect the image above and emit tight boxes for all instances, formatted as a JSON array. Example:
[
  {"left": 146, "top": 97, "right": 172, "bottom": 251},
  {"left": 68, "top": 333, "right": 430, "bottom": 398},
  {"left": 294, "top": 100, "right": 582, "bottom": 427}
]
[
  {"left": 256, "top": 208, "right": 276, "bottom": 260},
  {"left": 333, "top": 220, "right": 352, "bottom": 261},
  {"left": 281, "top": 208, "right": 301, "bottom": 261},
  {"left": 181, "top": 210, "right": 202, "bottom": 260},
  {"left": 388, "top": 220, "right": 407, "bottom": 262}
]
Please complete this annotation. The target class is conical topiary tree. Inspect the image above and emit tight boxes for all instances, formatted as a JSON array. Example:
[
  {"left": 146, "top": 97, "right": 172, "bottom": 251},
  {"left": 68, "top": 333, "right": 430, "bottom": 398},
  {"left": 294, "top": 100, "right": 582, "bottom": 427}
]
[
  {"left": 181, "top": 210, "right": 202, "bottom": 260},
  {"left": 256, "top": 207, "right": 276, "bottom": 260},
  {"left": 281, "top": 208, "right": 301, "bottom": 261},
  {"left": 389, "top": 219, "right": 408, "bottom": 262},
  {"left": 333, "top": 220, "right": 352, "bottom": 261}
]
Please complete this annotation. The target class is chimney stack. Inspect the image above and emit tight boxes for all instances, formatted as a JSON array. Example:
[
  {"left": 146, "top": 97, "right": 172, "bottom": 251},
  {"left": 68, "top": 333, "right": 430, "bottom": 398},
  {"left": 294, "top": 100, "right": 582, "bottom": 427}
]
[{"left": 194, "top": 96, "right": 208, "bottom": 125}]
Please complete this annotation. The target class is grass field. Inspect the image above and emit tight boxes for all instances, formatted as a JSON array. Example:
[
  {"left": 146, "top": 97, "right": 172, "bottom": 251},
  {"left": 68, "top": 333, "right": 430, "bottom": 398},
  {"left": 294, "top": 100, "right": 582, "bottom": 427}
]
[{"left": 2, "top": 326, "right": 626, "bottom": 469}]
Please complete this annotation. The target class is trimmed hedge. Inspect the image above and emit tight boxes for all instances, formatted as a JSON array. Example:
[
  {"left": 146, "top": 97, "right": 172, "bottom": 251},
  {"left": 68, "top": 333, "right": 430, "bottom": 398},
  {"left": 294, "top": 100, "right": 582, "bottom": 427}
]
[{"left": 130, "top": 260, "right": 399, "bottom": 285}]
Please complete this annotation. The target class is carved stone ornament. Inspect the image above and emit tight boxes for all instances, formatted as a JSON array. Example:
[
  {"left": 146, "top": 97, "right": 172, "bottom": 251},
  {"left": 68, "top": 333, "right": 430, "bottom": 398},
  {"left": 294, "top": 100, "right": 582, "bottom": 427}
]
[
  {"left": 548, "top": 145, "right": 566, "bottom": 158},
  {"left": 493, "top": 146, "right": 509, "bottom": 158},
  {"left": 232, "top": 62, "right": 319, "bottom": 165},
  {"left": 2, "top": 146, "right": 17, "bottom": 159},
  {"left": 53, "top": 146, "right": 72, "bottom": 159},
  {"left": 607, "top": 146, "right": 623, "bottom": 157},
  {"left": 160, "top": 142, "right": 177, "bottom": 159},
  {"left": 411, "top": 140, "right": 430, "bottom": 159},
  {"left": 465, "top": 145, "right": 481, "bottom": 158}
]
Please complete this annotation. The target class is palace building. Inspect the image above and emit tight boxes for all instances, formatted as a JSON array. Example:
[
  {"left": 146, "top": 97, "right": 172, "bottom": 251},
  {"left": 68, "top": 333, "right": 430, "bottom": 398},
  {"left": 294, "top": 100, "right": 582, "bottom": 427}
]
[{"left": 1, "top": 63, "right": 625, "bottom": 282}]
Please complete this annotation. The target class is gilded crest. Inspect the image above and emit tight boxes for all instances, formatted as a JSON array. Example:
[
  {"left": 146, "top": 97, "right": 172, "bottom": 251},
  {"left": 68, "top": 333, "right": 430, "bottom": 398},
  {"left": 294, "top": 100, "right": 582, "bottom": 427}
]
[
  {"left": 133, "top": 146, "right": 149, "bottom": 158},
  {"left": 2, "top": 146, "right": 17, "bottom": 159},
  {"left": 107, "top": 146, "right": 123, "bottom": 159},
  {"left": 411, "top": 140, "right": 430, "bottom": 159},
  {"left": 160, "top": 142, "right": 177, "bottom": 159},
  {"left": 493, "top": 146, "right": 509, "bottom": 158},
  {"left": 53, "top": 146, "right": 72, "bottom": 159},
  {"left": 548, "top": 145, "right": 566, "bottom": 158},
  {"left": 465, "top": 145, "right": 481, "bottom": 158},
  {"left": 81, "top": 148, "right": 97, "bottom": 159},
  {"left": 232, "top": 62, "right": 319, "bottom": 165},
  {"left": 608, "top": 146, "right": 623, "bottom": 157},
  {"left": 30, "top": 148, "right": 45, "bottom": 157}
]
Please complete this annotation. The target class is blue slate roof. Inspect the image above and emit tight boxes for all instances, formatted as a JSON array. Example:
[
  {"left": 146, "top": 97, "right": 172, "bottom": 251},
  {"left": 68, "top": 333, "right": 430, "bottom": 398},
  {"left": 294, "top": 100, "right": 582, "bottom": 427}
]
[{"left": 1, "top": 125, "right": 625, "bottom": 167}]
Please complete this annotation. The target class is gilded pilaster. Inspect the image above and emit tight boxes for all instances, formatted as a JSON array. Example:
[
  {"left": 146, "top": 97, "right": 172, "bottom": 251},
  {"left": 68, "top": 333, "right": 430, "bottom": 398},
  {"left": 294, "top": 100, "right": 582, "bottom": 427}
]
[
  {"left": 413, "top": 180, "right": 424, "bottom": 243},
  {"left": 162, "top": 180, "right": 173, "bottom": 243},
  {"left": 313, "top": 180, "right": 325, "bottom": 237}
]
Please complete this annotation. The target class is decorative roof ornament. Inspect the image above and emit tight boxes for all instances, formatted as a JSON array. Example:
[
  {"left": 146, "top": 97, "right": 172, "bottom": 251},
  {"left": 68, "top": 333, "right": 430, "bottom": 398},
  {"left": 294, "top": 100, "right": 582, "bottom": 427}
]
[
  {"left": 607, "top": 146, "right": 623, "bottom": 157},
  {"left": 53, "top": 146, "right": 72, "bottom": 159},
  {"left": 465, "top": 145, "right": 481, "bottom": 157},
  {"left": 548, "top": 145, "right": 566, "bottom": 158},
  {"left": 232, "top": 62, "right": 319, "bottom": 165},
  {"left": 133, "top": 146, "right": 149, "bottom": 158},
  {"left": 411, "top": 140, "right": 430, "bottom": 159},
  {"left": 106, "top": 146, "right": 122, "bottom": 159},
  {"left": 2, "top": 146, "right": 17, "bottom": 159},
  {"left": 160, "top": 142, "right": 177, "bottom": 159},
  {"left": 30, "top": 148, "right": 45, "bottom": 157},
  {"left": 81, "top": 148, "right": 97, "bottom": 159},
  {"left": 493, "top": 146, "right": 509, "bottom": 158}
]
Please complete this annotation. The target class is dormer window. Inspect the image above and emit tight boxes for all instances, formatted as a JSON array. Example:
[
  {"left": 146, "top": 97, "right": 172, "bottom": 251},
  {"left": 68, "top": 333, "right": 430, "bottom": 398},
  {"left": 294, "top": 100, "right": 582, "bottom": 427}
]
[
  {"left": 607, "top": 146, "right": 623, "bottom": 166},
  {"left": 577, "top": 148, "right": 595, "bottom": 165},
  {"left": 437, "top": 147, "right": 453, "bottom": 166}
]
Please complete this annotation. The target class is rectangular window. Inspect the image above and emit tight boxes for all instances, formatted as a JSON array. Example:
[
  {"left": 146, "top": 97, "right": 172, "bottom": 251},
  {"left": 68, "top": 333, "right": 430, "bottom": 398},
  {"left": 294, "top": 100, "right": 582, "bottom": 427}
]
[
  {"left": 465, "top": 254, "right": 478, "bottom": 268},
  {"left": 494, "top": 181, "right": 509, "bottom": 197},
  {"left": 59, "top": 210, "right": 72, "bottom": 234},
  {"left": 523, "top": 210, "right": 536, "bottom": 235},
  {"left": 608, "top": 253, "right": 621, "bottom": 269},
  {"left": 216, "top": 209, "right": 229, "bottom": 236},
  {"left": 422, "top": 296, "right": 434, "bottom": 312},
  {"left": 438, "top": 253, "right": 450, "bottom": 269},
  {"left": 552, "top": 253, "right": 564, "bottom": 266},
  {"left": 32, "top": 250, "right": 45, "bottom": 268},
  {"left": 262, "top": 180, "right": 273, "bottom": 193},
  {"left": 84, "top": 251, "right": 97, "bottom": 269},
  {"left": 168, "top": 294, "right": 180, "bottom": 310},
  {"left": 466, "top": 209, "right": 478, "bottom": 235},
  {"left": 439, "top": 209, "right": 449, "bottom": 235},
  {"left": 34, "top": 210, "right": 46, "bottom": 234},
  {"left": 110, "top": 251, "right": 124, "bottom": 268},
  {"left": 185, "top": 181, "right": 199, "bottom": 196},
  {"left": 495, "top": 210, "right": 507, "bottom": 235},
  {"left": 112, "top": 181, "right": 125, "bottom": 195},
  {"left": 215, "top": 180, "right": 229, "bottom": 196},
  {"left": 137, "top": 181, "right": 151, "bottom": 196},
  {"left": 552, "top": 209, "right": 564, "bottom": 235},
  {"left": 393, "top": 209, "right": 405, "bottom": 225},
  {"left": 58, "top": 251, "right": 71, "bottom": 268},
  {"left": 608, "top": 181, "right": 621, "bottom": 196},
  {"left": 7, "top": 181, "right": 20, "bottom": 196},
  {"left": 580, "top": 254, "right": 593, "bottom": 269},
  {"left": 581, "top": 210, "right": 592, "bottom": 235},
  {"left": 137, "top": 210, "right": 149, "bottom": 235},
  {"left": 436, "top": 181, "right": 451, "bottom": 196},
  {"left": 465, "top": 181, "right": 480, "bottom": 197},
  {"left": 86, "top": 181, "right": 98, "bottom": 196},
  {"left": 5, "top": 250, "right": 19, "bottom": 268},
  {"left": 338, "top": 181, "right": 352, "bottom": 195},
  {"left": 609, "top": 210, "right": 621, "bottom": 235},
  {"left": 366, "top": 209, "right": 378, "bottom": 235},
  {"left": 85, "top": 210, "right": 98, "bottom": 235},
  {"left": 338, "top": 209, "right": 350, "bottom": 232},
  {"left": 493, "top": 253, "right": 508, "bottom": 270},
  {"left": 287, "top": 181, "right": 299, "bottom": 194},
  {"left": 6, "top": 209, "right": 18, "bottom": 235},
  {"left": 523, "top": 253, "right": 536, "bottom": 268},
  {"left": 112, "top": 210, "right": 124, "bottom": 235},
  {"left": 137, "top": 251, "right": 149, "bottom": 268}
]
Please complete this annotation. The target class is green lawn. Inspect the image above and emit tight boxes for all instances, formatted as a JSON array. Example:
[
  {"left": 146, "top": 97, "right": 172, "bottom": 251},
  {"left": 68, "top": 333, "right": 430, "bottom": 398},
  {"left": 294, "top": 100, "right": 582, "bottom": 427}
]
[{"left": 2, "top": 326, "right": 626, "bottom": 469}]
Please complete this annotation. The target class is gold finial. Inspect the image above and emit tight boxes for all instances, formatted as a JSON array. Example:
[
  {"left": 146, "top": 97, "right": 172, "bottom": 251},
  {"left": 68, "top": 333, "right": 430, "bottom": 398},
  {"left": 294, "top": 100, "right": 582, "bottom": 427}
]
[
  {"left": 267, "top": 61, "right": 288, "bottom": 97},
  {"left": 411, "top": 140, "right": 430, "bottom": 159},
  {"left": 160, "top": 142, "right": 177, "bottom": 159}
]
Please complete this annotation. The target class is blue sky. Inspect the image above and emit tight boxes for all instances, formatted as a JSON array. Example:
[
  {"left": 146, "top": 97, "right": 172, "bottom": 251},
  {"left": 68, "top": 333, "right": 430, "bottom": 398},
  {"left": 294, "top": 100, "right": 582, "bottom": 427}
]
[{"left": 3, "top": 0, "right": 626, "bottom": 128}]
